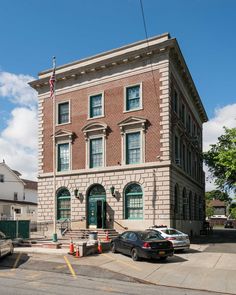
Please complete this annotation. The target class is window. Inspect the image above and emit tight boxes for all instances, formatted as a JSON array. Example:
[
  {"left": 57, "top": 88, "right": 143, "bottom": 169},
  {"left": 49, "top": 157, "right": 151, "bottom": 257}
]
[
  {"left": 181, "top": 103, "right": 185, "bottom": 125},
  {"left": 14, "top": 192, "right": 18, "bottom": 201},
  {"left": 15, "top": 208, "right": 21, "bottom": 214},
  {"left": 90, "top": 138, "right": 103, "bottom": 168},
  {"left": 57, "top": 143, "right": 70, "bottom": 171},
  {"left": 89, "top": 94, "right": 103, "bottom": 118},
  {"left": 0, "top": 174, "right": 4, "bottom": 183},
  {"left": 126, "top": 85, "right": 141, "bottom": 111},
  {"left": 182, "top": 143, "right": 186, "bottom": 171},
  {"left": 57, "top": 188, "right": 71, "bottom": 220},
  {"left": 187, "top": 114, "right": 191, "bottom": 133},
  {"left": 189, "top": 191, "right": 193, "bottom": 220},
  {"left": 125, "top": 183, "right": 143, "bottom": 219},
  {"left": 173, "top": 90, "right": 178, "bottom": 113},
  {"left": 126, "top": 132, "right": 141, "bottom": 164},
  {"left": 58, "top": 102, "right": 69, "bottom": 124},
  {"left": 174, "top": 135, "right": 180, "bottom": 164},
  {"left": 182, "top": 188, "right": 187, "bottom": 220},
  {"left": 174, "top": 184, "right": 179, "bottom": 214}
]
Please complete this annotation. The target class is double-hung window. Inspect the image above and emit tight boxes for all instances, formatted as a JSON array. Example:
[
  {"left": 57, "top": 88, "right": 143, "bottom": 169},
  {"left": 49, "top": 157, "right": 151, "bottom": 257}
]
[
  {"left": 58, "top": 102, "right": 69, "bottom": 124},
  {"left": 57, "top": 143, "right": 70, "bottom": 171},
  {"left": 90, "top": 94, "right": 103, "bottom": 118},
  {"left": 126, "top": 85, "right": 141, "bottom": 111},
  {"left": 90, "top": 138, "right": 103, "bottom": 168},
  {"left": 126, "top": 132, "right": 141, "bottom": 164}
]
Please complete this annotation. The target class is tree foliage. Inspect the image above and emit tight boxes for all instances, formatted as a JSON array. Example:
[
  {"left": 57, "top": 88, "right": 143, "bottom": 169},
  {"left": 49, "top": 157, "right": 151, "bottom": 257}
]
[
  {"left": 205, "top": 190, "right": 230, "bottom": 203},
  {"left": 230, "top": 207, "right": 236, "bottom": 219},
  {"left": 204, "top": 127, "right": 236, "bottom": 192},
  {"left": 205, "top": 200, "right": 214, "bottom": 218}
]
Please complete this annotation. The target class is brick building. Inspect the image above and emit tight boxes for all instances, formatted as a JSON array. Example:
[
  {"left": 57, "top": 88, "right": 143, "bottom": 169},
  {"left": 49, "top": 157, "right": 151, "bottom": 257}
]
[{"left": 30, "top": 33, "right": 208, "bottom": 235}]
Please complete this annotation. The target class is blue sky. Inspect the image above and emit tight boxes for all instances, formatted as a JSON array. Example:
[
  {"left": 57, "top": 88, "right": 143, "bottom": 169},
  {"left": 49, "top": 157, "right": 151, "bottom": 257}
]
[{"left": 0, "top": 0, "right": 235, "bottom": 182}]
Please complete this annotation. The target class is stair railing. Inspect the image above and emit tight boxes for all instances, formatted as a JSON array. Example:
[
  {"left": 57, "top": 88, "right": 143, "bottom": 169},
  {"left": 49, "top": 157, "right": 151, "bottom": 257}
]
[
  {"left": 60, "top": 218, "right": 71, "bottom": 236},
  {"left": 113, "top": 220, "right": 128, "bottom": 231}
]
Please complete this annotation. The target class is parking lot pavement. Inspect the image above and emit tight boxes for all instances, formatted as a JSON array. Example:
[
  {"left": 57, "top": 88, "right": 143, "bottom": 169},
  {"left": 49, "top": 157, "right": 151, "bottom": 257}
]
[{"left": 12, "top": 229, "right": 236, "bottom": 294}]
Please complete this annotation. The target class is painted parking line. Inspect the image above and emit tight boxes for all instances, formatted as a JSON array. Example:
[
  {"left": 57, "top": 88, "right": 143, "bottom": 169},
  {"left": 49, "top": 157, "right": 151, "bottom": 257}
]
[
  {"left": 101, "top": 253, "right": 141, "bottom": 271},
  {"left": 11, "top": 252, "right": 22, "bottom": 270},
  {"left": 64, "top": 256, "right": 76, "bottom": 279}
]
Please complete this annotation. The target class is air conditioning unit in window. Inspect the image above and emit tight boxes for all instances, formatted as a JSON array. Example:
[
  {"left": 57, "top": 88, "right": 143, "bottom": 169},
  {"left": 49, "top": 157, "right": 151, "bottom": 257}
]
[{"left": 175, "top": 158, "right": 181, "bottom": 166}]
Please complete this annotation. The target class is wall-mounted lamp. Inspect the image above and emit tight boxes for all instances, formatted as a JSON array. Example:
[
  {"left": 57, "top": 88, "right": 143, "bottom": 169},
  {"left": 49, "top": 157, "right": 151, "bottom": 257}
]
[
  {"left": 110, "top": 186, "right": 115, "bottom": 197},
  {"left": 74, "top": 188, "right": 79, "bottom": 198}
]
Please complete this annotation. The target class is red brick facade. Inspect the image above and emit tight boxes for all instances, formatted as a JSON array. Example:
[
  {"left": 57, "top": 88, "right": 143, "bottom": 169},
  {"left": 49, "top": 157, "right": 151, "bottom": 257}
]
[{"left": 43, "top": 70, "right": 162, "bottom": 173}]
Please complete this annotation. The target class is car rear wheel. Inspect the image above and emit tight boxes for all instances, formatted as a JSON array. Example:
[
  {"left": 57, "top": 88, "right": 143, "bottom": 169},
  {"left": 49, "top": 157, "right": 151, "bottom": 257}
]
[
  {"left": 131, "top": 248, "right": 139, "bottom": 261},
  {"left": 111, "top": 242, "right": 117, "bottom": 253}
]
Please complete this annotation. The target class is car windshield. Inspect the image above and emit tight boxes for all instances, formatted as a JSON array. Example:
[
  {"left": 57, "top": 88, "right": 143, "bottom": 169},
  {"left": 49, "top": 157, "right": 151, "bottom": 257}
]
[
  {"left": 139, "top": 231, "right": 164, "bottom": 241},
  {"left": 161, "top": 229, "right": 182, "bottom": 235}
]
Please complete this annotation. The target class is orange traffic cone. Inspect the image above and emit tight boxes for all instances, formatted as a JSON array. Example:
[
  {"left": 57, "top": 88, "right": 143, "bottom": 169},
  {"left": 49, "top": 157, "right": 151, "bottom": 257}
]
[
  {"left": 98, "top": 239, "right": 102, "bottom": 254},
  {"left": 74, "top": 244, "right": 80, "bottom": 258},
  {"left": 68, "top": 237, "right": 74, "bottom": 255},
  {"left": 105, "top": 230, "right": 109, "bottom": 241}
]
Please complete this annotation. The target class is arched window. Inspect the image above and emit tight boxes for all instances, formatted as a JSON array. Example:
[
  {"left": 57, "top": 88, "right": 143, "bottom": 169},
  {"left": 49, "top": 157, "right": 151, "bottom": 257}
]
[
  {"left": 189, "top": 191, "right": 192, "bottom": 220},
  {"left": 88, "top": 184, "right": 106, "bottom": 196},
  {"left": 174, "top": 184, "right": 179, "bottom": 215},
  {"left": 125, "top": 183, "right": 143, "bottom": 220},
  {"left": 182, "top": 188, "right": 187, "bottom": 220},
  {"left": 57, "top": 188, "right": 71, "bottom": 220}
]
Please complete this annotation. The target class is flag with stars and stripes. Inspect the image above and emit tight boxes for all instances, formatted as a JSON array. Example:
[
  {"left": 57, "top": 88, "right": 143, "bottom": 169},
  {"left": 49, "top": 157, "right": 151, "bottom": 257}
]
[{"left": 49, "top": 57, "right": 56, "bottom": 98}]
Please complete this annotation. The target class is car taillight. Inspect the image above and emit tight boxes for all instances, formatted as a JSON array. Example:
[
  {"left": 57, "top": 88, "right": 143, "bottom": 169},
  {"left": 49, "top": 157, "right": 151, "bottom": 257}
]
[
  {"left": 166, "top": 237, "right": 176, "bottom": 240},
  {"left": 142, "top": 242, "right": 151, "bottom": 249}
]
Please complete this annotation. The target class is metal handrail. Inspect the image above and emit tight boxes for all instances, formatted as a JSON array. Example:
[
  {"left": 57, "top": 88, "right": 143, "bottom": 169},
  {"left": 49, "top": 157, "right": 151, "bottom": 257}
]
[
  {"left": 59, "top": 218, "right": 71, "bottom": 236},
  {"left": 113, "top": 220, "right": 128, "bottom": 230}
]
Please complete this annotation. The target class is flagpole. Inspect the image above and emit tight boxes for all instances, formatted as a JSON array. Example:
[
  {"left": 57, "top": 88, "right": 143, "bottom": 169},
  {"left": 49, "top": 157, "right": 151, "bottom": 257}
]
[{"left": 52, "top": 56, "right": 58, "bottom": 242}]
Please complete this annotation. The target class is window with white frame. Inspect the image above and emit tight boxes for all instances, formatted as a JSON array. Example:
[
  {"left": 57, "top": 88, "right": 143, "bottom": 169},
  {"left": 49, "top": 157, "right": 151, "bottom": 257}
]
[
  {"left": 126, "top": 132, "right": 141, "bottom": 164},
  {"left": 57, "top": 143, "right": 70, "bottom": 172},
  {"left": 90, "top": 137, "right": 103, "bottom": 168},
  {"left": 82, "top": 122, "right": 107, "bottom": 169},
  {"left": 89, "top": 94, "right": 103, "bottom": 118},
  {"left": 125, "top": 85, "right": 141, "bottom": 111},
  {"left": 58, "top": 102, "right": 69, "bottom": 124}
]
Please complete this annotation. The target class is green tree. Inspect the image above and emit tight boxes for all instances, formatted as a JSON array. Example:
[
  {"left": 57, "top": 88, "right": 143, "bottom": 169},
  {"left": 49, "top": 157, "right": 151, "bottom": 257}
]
[
  {"left": 205, "top": 190, "right": 230, "bottom": 203},
  {"left": 230, "top": 207, "right": 236, "bottom": 219},
  {"left": 205, "top": 200, "right": 214, "bottom": 218},
  {"left": 204, "top": 127, "right": 236, "bottom": 193}
]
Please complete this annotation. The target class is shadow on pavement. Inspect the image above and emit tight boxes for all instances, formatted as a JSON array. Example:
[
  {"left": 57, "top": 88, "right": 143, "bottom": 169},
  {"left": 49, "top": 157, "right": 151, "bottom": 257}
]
[
  {"left": 0, "top": 252, "right": 30, "bottom": 269},
  {"left": 191, "top": 228, "right": 236, "bottom": 244}
]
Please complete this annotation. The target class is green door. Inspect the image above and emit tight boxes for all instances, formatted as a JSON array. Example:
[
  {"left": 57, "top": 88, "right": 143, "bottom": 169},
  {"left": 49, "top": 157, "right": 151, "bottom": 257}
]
[{"left": 88, "top": 185, "right": 106, "bottom": 228}]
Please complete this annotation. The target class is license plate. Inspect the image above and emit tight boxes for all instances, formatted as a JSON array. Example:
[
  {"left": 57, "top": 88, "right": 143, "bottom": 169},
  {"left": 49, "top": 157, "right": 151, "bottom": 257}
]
[{"left": 159, "top": 251, "right": 165, "bottom": 255}]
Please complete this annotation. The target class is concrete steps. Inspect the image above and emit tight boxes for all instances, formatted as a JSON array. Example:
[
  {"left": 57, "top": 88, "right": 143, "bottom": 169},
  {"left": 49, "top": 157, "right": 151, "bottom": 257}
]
[{"left": 64, "top": 228, "right": 119, "bottom": 240}]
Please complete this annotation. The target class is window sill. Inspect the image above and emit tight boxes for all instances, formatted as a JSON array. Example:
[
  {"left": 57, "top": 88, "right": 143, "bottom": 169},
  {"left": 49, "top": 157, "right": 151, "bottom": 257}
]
[
  {"left": 123, "top": 107, "right": 143, "bottom": 114},
  {"left": 56, "top": 122, "right": 71, "bottom": 127},
  {"left": 87, "top": 115, "right": 105, "bottom": 121}
]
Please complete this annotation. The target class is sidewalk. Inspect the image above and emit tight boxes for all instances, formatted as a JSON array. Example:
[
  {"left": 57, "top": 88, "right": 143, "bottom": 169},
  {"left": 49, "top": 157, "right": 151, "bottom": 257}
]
[{"left": 14, "top": 244, "right": 236, "bottom": 294}]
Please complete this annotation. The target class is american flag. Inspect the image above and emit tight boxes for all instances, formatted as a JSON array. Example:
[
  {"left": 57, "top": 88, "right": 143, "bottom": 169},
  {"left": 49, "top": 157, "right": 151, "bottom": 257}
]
[{"left": 49, "top": 57, "right": 56, "bottom": 98}]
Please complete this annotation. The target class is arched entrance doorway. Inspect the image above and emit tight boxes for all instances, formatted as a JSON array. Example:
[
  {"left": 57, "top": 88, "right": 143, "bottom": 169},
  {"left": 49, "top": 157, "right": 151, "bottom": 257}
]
[{"left": 87, "top": 184, "right": 106, "bottom": 228}]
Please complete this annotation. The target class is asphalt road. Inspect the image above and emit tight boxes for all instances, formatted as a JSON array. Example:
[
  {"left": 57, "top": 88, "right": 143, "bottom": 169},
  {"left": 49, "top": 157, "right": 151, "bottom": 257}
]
[
  {"left": 192, "top": 228, "right": 236, "bottom": 253},
  {"left": 0, "top": 263, "right": 224, "bottom": 295}
]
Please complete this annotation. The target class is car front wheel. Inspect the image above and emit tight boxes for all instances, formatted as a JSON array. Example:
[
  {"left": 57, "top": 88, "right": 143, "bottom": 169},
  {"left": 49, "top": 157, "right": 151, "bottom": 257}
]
[{"left": 131, "top": 248, "right": 139, "bottom": 261}]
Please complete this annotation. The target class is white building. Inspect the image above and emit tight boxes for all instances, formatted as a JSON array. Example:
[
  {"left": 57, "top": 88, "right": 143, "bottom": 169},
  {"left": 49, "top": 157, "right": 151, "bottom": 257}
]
[{"left": 0, "top": 161, "right": 37, "bottom": 221}]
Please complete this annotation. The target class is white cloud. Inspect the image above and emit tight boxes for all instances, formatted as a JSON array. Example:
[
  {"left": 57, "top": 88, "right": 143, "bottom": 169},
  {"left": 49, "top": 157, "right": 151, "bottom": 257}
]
[
  {"left": 0, "top": 71, "right": 37, "bottom": 179},
  {"left": 203, "top": 103, "right": 236, "bottom": 192},
  {"left": 0, "top": 71, "right": 37, "bottom": 108},
  {"left": 203, "top": 103, "right": 236, "bottom": 152}
]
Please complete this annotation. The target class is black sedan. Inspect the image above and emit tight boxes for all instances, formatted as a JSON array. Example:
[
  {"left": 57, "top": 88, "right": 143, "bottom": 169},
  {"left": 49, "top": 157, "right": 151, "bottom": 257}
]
[{"left": 111, "top": 230, "right": 174, "bottom": 261}]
